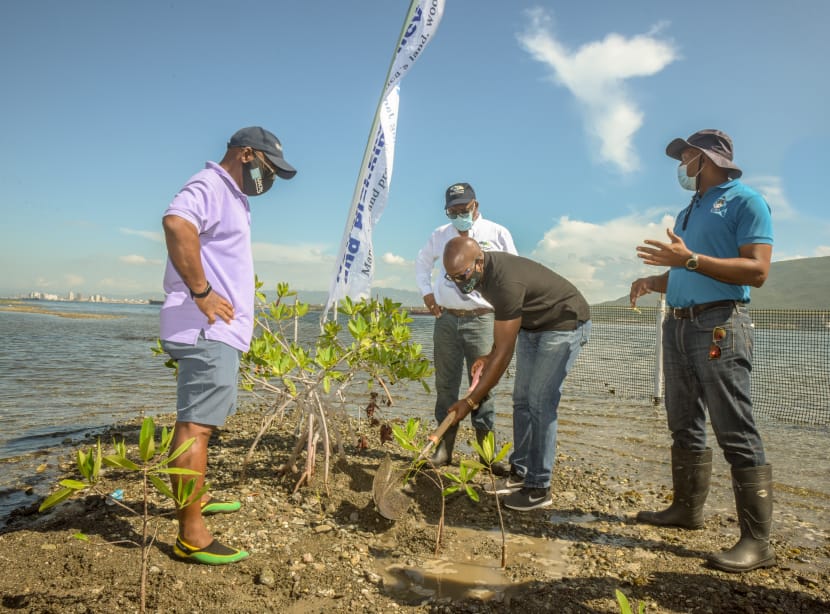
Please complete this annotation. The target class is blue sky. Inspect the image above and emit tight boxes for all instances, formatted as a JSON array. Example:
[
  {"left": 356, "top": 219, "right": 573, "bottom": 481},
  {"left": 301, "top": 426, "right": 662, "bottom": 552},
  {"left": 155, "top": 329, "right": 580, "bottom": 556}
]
[{"left": 1, "top": 1, "right": 827, "bottom": 303}]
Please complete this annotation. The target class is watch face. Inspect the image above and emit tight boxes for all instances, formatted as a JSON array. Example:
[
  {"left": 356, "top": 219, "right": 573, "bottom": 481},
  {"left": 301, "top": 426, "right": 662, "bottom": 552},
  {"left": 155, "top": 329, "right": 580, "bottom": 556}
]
[{"left": 686, "top": 256, "right": 698, "bottom": 270}]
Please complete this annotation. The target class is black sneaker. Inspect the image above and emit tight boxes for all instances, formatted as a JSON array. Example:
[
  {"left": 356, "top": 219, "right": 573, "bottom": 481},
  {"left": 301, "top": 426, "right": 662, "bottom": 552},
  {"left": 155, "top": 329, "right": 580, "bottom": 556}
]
[
  {"left": 503, "top": 487, "right": 552, "bottom": 511},
  {"left": 484, "top": 471, "right": 525, "bottom": 495}
]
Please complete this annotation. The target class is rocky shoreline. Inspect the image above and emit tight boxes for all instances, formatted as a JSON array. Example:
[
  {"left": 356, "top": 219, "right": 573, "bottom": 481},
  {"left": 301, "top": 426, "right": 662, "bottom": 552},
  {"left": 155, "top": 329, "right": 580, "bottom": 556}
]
[{"left": 1, "top": 408, "right": 828, "bottom": 613}]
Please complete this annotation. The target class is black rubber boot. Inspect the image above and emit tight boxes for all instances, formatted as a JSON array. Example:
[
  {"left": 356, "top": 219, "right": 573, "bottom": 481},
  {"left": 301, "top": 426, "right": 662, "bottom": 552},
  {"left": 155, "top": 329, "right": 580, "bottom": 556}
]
[
  {"left": 637, "top": 447, "right": 712, "bottom": 529},
  {"left": 708, "top": 464, "right": 776, "bottom": 573},
  {"left": 429, "top": 423, "right": 458, "bottom": 467},
  {"left": 475, "top": 429, "right": 510, "bottom": 477}
]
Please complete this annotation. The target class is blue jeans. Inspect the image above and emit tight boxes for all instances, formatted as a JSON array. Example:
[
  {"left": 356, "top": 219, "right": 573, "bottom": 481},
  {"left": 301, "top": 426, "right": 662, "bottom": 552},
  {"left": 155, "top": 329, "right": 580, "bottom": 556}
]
[
  {"left": 663, "top": 304, "right": 766, "bottom": 468},
  {"left": 433, "top": 311, "right": 496, "bottom": 431},
  {"left": 511, "top": 321, "right": 590, "bottom": 488}
]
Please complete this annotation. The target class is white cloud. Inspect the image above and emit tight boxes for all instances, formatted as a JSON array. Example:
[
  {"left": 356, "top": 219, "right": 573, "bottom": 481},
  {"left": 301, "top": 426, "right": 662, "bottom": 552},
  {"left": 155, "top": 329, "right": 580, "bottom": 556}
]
[
  {"left": 815, "top": 245, "right": 830, "bottom": 257},
  {"left": 120, "top": 227, "right": 163, "bottom": 242},
  {"left": 746, "top": 175, "right": 795, "bottom": 220},
  {"left": 64, "top": 273, "right": 84, "bottom": 287},
  {"left": 382, "top": 252, "right": 409, "bottom": 266},
  {"left": 120, "top": 254, "right": 163, "bottom": 265},
  {"left": 252, "top": 242, "right": 331, "bottom": 265},
  {"left": 517, "top": 8, "right": 678, "bottom": 173},
  {"left": 531, "top": 212, "right": 676, "bottom": 303}
]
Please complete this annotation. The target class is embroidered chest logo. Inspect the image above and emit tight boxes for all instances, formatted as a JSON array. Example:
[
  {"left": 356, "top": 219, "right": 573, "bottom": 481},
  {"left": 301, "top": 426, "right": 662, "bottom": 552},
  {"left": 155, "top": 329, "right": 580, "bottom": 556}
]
[{"left": 710, "top": 197, "right": 728, "bottom": 218}]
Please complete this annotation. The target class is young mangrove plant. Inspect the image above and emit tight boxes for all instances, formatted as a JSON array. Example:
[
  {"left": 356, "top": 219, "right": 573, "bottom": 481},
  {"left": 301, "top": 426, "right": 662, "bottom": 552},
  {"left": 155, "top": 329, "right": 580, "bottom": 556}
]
[
  {"left": 389, "top": 418, "right": 512, "bottom": 567},
  {"left": 236, "top": 280, "right": 432, "bottom": 493},
  {"left": 38, "top": 417, "right": 202, "bottom": 614},
  {"left": 465, "top": 431, "right": 512, "bottom": 568},
  {"left": 390, "top": 417, "right": 451, "bottom": 554},
  {"left": 615, "top": 588, "right": 646, "bottom": 613}
]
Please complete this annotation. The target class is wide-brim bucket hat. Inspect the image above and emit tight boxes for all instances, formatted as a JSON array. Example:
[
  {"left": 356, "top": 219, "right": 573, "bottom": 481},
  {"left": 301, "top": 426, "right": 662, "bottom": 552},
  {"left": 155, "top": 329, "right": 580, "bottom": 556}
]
[{"left": 666, "top": 129, "right": 742, "bottom": 179}]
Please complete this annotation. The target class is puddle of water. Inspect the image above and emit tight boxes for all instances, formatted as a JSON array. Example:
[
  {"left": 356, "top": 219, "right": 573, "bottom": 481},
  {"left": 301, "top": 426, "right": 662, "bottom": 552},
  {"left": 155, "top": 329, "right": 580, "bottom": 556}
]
[
  {"left": 375, "top": 526, "right": 566, "bottom": 604},
  {"left": 548, "top": 511, "right": 598, "bottom": 524}
]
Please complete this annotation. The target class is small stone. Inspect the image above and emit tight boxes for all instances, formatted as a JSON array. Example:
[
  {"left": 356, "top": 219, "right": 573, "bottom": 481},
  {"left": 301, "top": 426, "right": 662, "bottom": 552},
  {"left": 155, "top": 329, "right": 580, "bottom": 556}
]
[
  {"left": 364, "top": 571, "right": 383, "bottom": 586},
  {"left": 302, "top": 552, "right": 314, "bottom": 563},
  {"left": 314, "top": 524, "right": 333, "bottom": 533},
  {"left": 257, "top": 569, "right": 276, "bottom": 587}
]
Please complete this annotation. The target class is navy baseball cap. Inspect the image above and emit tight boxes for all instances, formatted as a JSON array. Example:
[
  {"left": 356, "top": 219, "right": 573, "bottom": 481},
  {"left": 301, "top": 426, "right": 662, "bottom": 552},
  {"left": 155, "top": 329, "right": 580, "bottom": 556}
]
[
  {"left": 445, "top": 182, "right": 476, "bottom": 208},
  {"left": 228, "top": 126, "right": 297, "bottom": 179}
]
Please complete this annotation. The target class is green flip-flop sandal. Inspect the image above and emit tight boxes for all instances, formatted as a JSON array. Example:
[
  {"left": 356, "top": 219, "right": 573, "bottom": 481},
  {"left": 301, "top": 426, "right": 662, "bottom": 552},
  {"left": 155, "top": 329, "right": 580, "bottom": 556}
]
[
  {"left": 173, "top": 536, "right": 249, "bottom": 565},
  {"left": 201, "top": 499, "right": 241, "bottom": 515}
]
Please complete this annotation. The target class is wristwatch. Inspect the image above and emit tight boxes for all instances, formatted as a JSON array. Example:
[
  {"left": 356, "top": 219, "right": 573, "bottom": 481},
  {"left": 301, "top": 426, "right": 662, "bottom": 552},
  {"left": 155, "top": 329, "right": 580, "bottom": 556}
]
[
  {"left": 189, "top": 282, "right": 212, "bottom": 299},
  {"left": 685, "top": 253, "right": 699, "bottom": 271}
]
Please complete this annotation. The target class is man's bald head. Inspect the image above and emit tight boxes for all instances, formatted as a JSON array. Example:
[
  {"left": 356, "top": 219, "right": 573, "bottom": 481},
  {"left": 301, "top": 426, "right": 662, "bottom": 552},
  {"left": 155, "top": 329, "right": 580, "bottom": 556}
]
[{"left": 443, "top": 236, "right": 482, "bottom": 277}]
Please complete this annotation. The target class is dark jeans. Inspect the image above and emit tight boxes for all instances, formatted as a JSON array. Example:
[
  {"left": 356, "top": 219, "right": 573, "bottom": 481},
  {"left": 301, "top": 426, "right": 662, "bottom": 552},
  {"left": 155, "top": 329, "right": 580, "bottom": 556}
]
[{"left": 663, "top": 303, "right": 766, "bottom": 468}]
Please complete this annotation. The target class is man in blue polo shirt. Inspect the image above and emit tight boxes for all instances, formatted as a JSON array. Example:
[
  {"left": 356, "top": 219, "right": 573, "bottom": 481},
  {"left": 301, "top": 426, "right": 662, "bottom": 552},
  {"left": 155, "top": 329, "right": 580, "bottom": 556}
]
[
  {"left": 160, "top": 126, "right": 296, "bottom": 565},
  {"left": 630, "top": 129, "right": 775, "bottom": 573}
]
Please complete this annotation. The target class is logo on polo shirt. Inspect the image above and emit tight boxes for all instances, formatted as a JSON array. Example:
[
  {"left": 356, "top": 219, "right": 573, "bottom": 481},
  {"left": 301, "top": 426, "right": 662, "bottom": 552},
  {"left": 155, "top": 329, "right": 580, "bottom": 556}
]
[{"left": 711, "top": 197, "right": 727, "bottom": 218}]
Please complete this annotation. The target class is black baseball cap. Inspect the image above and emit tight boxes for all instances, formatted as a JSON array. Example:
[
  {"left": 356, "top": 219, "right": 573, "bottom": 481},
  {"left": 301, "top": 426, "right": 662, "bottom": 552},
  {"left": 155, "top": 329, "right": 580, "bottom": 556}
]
[
  {"left": 228, "top": 126, "right": 297, "bottom": 179},
  {"left": 445, "top": 182, "right": 476, "bottom": 208}
]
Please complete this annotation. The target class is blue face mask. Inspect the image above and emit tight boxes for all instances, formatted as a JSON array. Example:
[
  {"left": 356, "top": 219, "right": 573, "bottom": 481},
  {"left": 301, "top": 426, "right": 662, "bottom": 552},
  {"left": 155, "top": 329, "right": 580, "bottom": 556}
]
[
  {"left": 451, "top": 212, "right": 475, "bottom": 232},
  {"left": 677, "top": 154, "right": 702, "bottom": 191}
]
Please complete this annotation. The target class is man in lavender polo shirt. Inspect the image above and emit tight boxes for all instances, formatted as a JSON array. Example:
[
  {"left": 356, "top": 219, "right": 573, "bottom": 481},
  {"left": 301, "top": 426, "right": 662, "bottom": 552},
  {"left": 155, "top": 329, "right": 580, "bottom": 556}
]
[{"left": 160, "top": 126, "right": 296, "bottom": 565}]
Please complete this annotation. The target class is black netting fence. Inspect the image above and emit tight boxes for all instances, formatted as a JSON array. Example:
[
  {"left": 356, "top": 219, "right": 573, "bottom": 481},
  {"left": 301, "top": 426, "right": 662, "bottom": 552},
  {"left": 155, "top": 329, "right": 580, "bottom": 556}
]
[{"left": 567, "top": 305, "right": 830, "bottom": 426}]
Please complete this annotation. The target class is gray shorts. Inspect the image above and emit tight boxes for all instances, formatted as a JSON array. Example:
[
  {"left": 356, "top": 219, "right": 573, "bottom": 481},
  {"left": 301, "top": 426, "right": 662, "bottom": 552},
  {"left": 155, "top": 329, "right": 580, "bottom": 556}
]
[{"left": 162, "top": 335, "right": 241, "bottom": 427}]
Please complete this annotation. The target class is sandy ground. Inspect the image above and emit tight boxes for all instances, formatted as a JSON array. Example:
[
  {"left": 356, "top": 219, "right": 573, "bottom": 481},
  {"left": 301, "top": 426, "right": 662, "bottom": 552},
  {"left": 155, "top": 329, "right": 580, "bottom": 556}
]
[{"left": 1, "top": 407, "right": 828, "bottom": 614}]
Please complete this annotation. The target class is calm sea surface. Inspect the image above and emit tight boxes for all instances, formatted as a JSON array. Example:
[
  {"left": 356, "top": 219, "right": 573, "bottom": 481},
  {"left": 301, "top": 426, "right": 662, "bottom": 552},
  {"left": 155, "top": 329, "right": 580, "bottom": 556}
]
[{"left": 1, "top": 301, "right": 827, "bottom": 535}]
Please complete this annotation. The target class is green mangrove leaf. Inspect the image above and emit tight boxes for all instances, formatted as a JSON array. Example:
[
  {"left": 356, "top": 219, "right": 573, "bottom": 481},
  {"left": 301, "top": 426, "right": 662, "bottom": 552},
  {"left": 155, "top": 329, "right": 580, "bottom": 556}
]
[
  {"left": 149, "top": 475, "right": 175, "bottom": 500},
  {"left": 103, "top": 455, "right": 140, "bottom": 471},
  {"left": 39, "top": 487, "right": 76, "bottom": 511},
  {"left": 166, "top": 437, "right": 197, "bottom": 465},
  {"left": 139, "top": 417, "right": 156, "bottom": 461}
]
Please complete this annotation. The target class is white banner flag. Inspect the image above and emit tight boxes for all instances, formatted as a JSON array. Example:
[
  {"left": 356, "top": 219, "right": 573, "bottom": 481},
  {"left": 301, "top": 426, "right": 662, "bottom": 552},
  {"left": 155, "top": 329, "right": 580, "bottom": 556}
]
[{"left": 323, "top": 0, "right": 445, "bottom": 320}]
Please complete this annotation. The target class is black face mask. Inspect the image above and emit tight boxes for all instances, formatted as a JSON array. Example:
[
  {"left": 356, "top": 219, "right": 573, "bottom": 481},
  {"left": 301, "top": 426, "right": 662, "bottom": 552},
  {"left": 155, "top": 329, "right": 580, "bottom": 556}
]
[
  {"left": 241, "top": 157, "right": 275, "bottom": 196},
  {"left": 454, "top": 266, "right": 482, "bottom": 294}
]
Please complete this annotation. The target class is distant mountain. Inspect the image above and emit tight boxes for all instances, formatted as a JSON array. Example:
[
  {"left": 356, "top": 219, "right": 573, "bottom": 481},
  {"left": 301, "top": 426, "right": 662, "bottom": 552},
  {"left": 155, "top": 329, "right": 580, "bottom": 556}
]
[{"left": 599, "top": 256, "right": 829, "bottom": 309}]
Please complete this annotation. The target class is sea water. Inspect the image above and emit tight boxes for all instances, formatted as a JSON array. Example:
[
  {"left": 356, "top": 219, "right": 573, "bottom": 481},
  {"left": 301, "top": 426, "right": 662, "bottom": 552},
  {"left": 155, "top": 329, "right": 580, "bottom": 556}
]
[{"left": 0, "top": 301, "right": 827, "bottom": 531}]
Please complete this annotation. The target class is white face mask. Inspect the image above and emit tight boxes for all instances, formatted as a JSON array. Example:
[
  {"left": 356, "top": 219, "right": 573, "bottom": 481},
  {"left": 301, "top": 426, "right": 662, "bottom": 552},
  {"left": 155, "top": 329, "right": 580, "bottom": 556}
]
[{"left": 677, "top": 154, "right": 702, "bottom": 191}]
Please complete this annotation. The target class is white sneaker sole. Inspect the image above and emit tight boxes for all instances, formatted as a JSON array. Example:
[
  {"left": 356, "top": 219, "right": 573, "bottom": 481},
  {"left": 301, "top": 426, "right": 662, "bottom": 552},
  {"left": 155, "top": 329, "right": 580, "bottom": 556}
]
[
  {"left": 484, "top": 482, "right": 524, "bottom": 495},
  {"left": 504, "top": 498, "right": 552, "bottom": 511}
]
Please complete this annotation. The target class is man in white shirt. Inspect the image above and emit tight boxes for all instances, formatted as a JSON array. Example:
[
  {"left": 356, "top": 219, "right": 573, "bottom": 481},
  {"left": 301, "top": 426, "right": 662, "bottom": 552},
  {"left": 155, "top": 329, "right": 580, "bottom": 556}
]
[{"left": 415, "top": 182, "right": 517, "bottom": 474}]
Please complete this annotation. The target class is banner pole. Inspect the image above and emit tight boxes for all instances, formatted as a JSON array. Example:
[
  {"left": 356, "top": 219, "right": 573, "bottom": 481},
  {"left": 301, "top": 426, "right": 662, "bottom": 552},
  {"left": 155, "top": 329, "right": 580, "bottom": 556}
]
[{"left": 653, "top": 294, "right": 666, "bottom": 404}]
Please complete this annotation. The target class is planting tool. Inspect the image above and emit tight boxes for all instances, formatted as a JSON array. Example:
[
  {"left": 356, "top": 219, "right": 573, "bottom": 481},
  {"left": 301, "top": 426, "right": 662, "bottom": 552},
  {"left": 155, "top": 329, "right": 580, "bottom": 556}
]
[{"left": 372, "top": 412, "right": 457, "bottom": 520}]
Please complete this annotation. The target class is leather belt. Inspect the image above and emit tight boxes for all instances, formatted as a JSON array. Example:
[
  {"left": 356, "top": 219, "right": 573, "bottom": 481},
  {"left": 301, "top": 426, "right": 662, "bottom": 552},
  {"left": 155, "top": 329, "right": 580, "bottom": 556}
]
[
  {"left": 669, "top": 300, "right": 742, "bottom": 319},
  {"left": 443, "top": 307, "right": 493, "bottom": 317}
]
